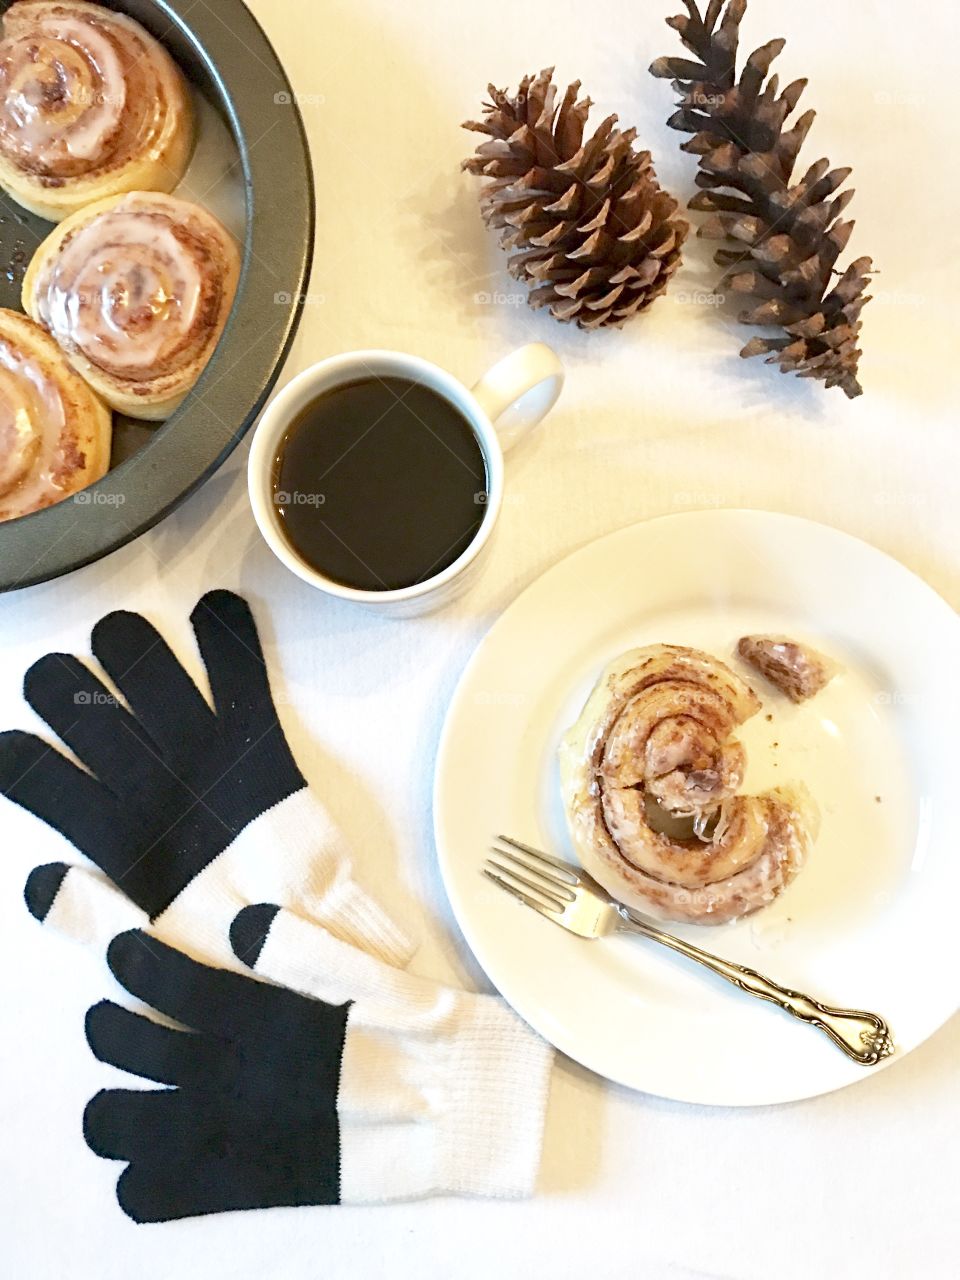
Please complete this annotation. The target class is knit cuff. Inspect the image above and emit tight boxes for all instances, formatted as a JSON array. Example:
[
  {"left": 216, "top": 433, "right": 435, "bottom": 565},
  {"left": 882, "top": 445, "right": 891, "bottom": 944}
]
[
  {"left": 439, "top": 994, "right": 553, "bottom": 1198},
  {"left": 337, "top": 994, "right": 552, "bottom": 1203}
]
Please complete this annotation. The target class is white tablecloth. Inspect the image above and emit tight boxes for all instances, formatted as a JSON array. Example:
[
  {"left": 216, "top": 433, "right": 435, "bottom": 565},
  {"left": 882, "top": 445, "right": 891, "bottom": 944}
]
[{"left": 3, "top": 2, "right": 958, "bottom": 1275}]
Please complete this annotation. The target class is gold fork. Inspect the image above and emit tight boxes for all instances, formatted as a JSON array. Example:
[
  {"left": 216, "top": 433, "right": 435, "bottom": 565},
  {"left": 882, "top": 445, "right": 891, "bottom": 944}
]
[{"left": 485, "top": 835, "right": 894, "bottom": 1066}]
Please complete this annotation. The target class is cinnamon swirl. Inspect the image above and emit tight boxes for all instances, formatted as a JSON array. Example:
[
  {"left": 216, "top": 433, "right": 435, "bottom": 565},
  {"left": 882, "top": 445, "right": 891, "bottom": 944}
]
[
  {"left": 22, "top": 190, "right": 240, "bottom": 418},
  {"left": 0, "top": 0, "right": 193, "bottom": 222},
  {"left": 559, "top": 644, "right": 818, "bottom": 925},
  {"left": 0, "top": 307, "right": 110, "bottom": 522}
]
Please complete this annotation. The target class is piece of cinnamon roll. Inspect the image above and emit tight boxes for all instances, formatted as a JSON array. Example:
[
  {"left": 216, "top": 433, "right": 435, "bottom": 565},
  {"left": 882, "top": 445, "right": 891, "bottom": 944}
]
[
  {"left": 559, "top": 644, "right": 819, "bottom": 926},
  {"left": 0, "top": 307, "right": 110, "bottom": 522},
  {"left": 0, "top": 0, "right": 193, "bottom": 222},
  {"left": 737, "top": 634, "right": 839, "bottom": 704},
  {"left": 22, "top": 190, "right": 240, "bottom": 419}
]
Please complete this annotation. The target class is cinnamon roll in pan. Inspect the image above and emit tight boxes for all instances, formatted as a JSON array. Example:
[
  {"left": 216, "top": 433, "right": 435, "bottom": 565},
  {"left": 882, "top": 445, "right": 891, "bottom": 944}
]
[
  {"left": 0, "top": 307, "right": 110, "bottom": 522},
  {"left": 23, "top": 190, "right": 241, "bottom": 418},
  {"left": 0, "top": 0, "right": 193, "bottom": 222},
  {"left": 559, "top": 644, "right": 819, "bottom": 926}
]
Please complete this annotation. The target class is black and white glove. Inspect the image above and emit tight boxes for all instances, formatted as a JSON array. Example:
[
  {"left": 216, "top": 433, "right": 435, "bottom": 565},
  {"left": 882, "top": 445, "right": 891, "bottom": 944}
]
[
  {"left": 0, "top": 591, "right": 411, "bottom": 967},
  {"left": 84, "top": 910, "right": 552, "bottom": 1220}
]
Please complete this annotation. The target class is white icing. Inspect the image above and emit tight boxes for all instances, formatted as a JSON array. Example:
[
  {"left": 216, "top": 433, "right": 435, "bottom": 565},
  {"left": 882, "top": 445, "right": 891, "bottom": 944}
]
[
  {"left": 38, "top": 203, "right": 205, "bottom": 376},
  {"left": 0, "top": 334, "right": 68, "bottom": 508},
  {"left": 0, "top": 18, "right": 126, "bottom": 167}
]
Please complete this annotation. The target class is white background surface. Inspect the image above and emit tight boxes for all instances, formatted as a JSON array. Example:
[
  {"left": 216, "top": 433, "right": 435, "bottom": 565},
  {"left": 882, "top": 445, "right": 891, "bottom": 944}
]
[{"left": 1, "top": 1, "right": 958, "bottom": 1276}]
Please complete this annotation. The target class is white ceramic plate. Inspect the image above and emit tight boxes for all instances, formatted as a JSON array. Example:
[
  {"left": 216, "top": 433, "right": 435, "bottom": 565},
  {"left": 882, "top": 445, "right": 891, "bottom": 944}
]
[{"left": 434, "top": 510, "right": 960, "bottom": 1105}]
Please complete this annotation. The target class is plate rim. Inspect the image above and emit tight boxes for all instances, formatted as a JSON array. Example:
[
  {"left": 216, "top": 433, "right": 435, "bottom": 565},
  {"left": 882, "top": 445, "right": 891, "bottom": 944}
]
[{"left": 432, "top": 508, "right": 960, "bottom": 1105}]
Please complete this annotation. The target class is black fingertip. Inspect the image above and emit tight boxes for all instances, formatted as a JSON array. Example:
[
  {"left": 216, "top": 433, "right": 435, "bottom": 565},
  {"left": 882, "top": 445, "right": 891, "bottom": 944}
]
[
  {"left": 229, "top": 903, "right": 280, "bottom": 968},
  {"left": 22, "top": 652, "right": 72, "bottom": 702},
  {"left": 191, "top": 588, "right": 247, "bottom": 626},
  {"left": 24, "top": 862, "right": 69, "bottom": 921},
  {"left": 84, "top": 999, "right": 113, "bottom": 1055},
  {"left": 106, "top": 929, "right": 149, "bottom": 982},
  {"left": 91, "top": 607, "right": 135, "bottom": 632},
  {"left": 116, "top": 1167, "right": 160, "bottom": 1224},
  {"left": 0, "top": 727, "right": 34, "bottom": 754},
  {"left": 82, "top": 1090, "right": 115, "bottom": 1159},
  {"left": 0, "top": 730, "right": 40, "bottom": 788},
  {"left": 90, "top": 609, "right": 142, "bottom": 655}
]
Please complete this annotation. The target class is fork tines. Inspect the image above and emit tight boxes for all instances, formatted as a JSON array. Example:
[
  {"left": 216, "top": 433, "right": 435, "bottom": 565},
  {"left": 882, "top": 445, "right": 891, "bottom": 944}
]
[{"left": 484, "top": 834, "right": 580, "bottom": 917}]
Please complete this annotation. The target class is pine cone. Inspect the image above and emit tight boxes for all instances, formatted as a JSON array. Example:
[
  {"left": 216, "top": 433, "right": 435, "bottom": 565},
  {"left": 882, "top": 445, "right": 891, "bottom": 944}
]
[
  {"left": 462, "top": 68, "right": 688, "bottom": 329},
  {"left": 650, "top": 0, "right": 872, "bottom": 397}
]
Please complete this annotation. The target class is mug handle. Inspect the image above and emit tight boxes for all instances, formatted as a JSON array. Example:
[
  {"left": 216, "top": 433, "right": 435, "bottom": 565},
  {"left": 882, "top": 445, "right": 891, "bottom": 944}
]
[{"left": 471, "top": 343, "right": 564, "bottom": 453}]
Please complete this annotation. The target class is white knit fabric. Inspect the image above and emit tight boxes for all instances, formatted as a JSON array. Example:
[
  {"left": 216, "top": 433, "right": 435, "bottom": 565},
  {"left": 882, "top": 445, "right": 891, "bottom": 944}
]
[
  {"left": 39, "top": 788, "right": 414, "bottom": 970},
  {"left": 252, "top": 908, "right": 553, "bottom": 1201},
  {"left": 45, "top": 867, "right": 147, "bottom": 945}
]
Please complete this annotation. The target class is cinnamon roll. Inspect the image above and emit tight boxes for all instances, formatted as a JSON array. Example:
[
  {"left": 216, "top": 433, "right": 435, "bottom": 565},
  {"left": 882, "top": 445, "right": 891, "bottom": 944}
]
[
  {"left": 0, "top": 0, "right": 193, "bottom": 222},
  {"left": 0, "top": 307, "right": 110, "bottom": 522},
  {"left": 22, "top": 191, "right": 240, "bottom": 419},
  {"left": 559, "top": 644, "right": 818, "bottom": 926}
]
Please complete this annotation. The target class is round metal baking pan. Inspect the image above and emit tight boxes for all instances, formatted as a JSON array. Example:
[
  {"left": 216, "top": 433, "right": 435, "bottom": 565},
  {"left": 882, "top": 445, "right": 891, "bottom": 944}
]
[{"left": 0, "top": 0, "right": 314, "bottom": 590}]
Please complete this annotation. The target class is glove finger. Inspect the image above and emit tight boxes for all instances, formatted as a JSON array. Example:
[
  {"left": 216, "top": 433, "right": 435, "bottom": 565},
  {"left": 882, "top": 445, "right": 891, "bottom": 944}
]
[
  {"left": 114, "top": 1145, "right": 337, "bottom": 1222},
  {"left": 92, "top": 611, "right": 216, "bottom": 757},
  {"left": 229, "top": 792, "right": 414, "bottom": 965},
  {"left": 230, "top": 904, "right": 422, "bottom": 1011},
  {"left": 86, "top": 1000, "right": 209, "bottom": 1086},
  {"left": 23, "top": 655, "right": 161, "bottom": 793},
  {"left": 295, "top": 880, "right": 416, "bottom": 967},
  {"left": 0, "top": 730, "right": 122, "bottom": 864},
  {"left": 115, "top": 1160, "right": 211, "bottom": 1224},
  {"left": 25, "top": 863, "right": 147, "bottom": 946},
  {"left": 190, "top": 591, "right": 277, "bottom": 729},
  {"left": 115, "top": 1163, "right": 180, "bottom": 1224},
  {"left": 83, "top": 1087, "right": 179, "bottom": 1161},
  {"left": 106, "top": 929, "right": 318, "bottom": 1040}
]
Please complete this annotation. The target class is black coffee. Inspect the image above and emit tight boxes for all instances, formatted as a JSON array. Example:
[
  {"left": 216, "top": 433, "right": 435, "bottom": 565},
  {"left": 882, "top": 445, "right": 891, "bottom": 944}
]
[{"left": 272, "top": 376, "right": 488, "bottom": 592}]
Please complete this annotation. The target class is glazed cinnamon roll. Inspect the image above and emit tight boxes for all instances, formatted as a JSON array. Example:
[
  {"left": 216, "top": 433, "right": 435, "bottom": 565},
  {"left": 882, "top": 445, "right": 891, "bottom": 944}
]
[
  {"left": 22, "top": 190, "right": 240, "bottom": 419},
  {"left": 559, "top": 645, "right": 818, "bottom": 926},
  {"left": 0, "top": 0, "right": 193, "bottom": 222},
  {"left": 0, "top": 307, "right": 110, "bottom": 522}
]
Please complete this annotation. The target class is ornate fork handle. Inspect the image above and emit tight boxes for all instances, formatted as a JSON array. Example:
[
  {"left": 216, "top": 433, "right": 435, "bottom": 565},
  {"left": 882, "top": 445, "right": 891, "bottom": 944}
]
[{"left": 617, "top": 908, "right": 894, "bottom": 1066}]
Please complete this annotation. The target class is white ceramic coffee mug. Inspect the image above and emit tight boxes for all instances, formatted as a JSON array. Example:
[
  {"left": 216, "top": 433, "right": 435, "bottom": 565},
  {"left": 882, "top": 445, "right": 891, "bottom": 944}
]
[{"left": 247, "top": 344, "right": 564, "bottom": 615}]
